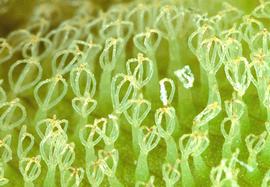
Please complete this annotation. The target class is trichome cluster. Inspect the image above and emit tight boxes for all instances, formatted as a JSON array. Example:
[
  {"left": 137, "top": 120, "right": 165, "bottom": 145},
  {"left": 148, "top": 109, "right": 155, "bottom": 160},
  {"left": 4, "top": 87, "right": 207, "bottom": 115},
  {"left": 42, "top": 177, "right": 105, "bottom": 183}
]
[{"left": 0, "top": 0, "right": 270, "bottom": 186}]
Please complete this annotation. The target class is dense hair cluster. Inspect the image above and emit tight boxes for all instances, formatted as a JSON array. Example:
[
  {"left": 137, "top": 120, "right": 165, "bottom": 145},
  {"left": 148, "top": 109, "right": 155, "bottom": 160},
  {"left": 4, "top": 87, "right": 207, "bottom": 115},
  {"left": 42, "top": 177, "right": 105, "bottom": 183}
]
[{"left": 0, "top": 0, "right": 270, "bottom": 186}]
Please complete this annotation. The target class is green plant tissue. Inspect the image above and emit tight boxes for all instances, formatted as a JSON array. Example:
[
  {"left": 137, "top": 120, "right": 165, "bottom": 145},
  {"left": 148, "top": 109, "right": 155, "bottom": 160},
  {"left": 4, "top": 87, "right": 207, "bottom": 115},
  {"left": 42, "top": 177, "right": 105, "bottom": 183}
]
[{"left": 1, "top": 0, "right": 270, "bottom": 186}]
